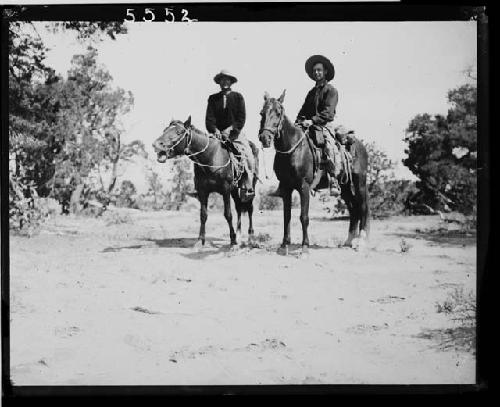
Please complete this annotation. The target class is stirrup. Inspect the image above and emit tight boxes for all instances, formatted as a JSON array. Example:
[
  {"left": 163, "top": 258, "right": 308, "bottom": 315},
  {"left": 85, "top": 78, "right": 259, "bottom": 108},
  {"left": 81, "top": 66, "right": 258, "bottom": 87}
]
[
  {"left": 329, "top": 178, "right": 341, "bottom": 197},
  {"left": 310, "top": 168, "right": 325, "bottom": 196}
]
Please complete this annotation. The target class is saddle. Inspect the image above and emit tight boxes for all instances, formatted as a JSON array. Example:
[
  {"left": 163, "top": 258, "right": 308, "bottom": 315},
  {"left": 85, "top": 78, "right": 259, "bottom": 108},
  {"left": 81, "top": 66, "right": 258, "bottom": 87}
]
[
  {"left": 305, "top": 127, "right": 355, "bottom": 194},
  {"left": 218, "top": 138, "right": 247, "bottom": 188}
]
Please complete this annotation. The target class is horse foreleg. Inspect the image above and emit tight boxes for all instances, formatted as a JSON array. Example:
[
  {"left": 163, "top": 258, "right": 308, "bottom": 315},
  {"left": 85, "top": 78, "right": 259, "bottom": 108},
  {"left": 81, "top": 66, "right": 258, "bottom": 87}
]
[
  {"left": 279, "top": 188, "right": 292, "bottom": 254},
  {"left": 235, "top": 201, "right": 242, "bottom": 245},
  {"left": 223, "top": 192, "right": 237, "bottom": 247},
  {"left": 299, "top": 183, "right": 310, "bottom": 252},
  {"left": 195, "top": 191, "right": 209, "bottom": 249},
  {"left": 247, "top": 203, "right": 255, "bottom": 245}
]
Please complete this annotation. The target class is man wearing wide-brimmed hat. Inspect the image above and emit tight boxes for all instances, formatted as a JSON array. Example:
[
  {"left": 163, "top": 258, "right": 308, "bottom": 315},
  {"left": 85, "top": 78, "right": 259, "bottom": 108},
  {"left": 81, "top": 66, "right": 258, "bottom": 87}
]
[
  {"left": 270, "top": 55, "right": 342, "bottom": 197},
  {"left": 205, "top": 70, "right": 256, "bottom": 196}
]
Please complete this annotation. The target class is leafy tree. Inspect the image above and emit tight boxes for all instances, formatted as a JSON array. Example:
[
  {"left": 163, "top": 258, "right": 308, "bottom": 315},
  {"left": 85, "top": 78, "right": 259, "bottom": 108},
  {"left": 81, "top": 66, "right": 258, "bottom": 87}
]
[
  {"left": 144, "top": 167, "right": 166, "bottom": 211},
  {"left": 403, "top": 84, "right": 477, "bottom": 214},
  {"left": 9, "top": 21, "right": 133, "bottom": 228},
  {"left": 166, "top": 159, "right": 194, "bottom": 210},
  {"left": 50, "top": 47, "right": 139, "bottom": 211}
]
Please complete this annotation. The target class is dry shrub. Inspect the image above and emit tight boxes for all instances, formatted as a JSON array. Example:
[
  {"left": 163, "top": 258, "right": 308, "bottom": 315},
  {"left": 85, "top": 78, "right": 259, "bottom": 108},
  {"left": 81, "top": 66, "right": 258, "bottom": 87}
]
[
  {"left": 102, "top": 210, "right": 133, "bottom": 226},
  {"left": 436, "top": 287, "right": 476, "bottom": 326}
]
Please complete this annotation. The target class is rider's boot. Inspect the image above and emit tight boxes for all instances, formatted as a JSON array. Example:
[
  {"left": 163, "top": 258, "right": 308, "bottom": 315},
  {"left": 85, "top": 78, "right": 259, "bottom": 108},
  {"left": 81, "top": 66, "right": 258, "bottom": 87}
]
[{"left": 310, "top": 167, "right": 325, "bottom": 196}]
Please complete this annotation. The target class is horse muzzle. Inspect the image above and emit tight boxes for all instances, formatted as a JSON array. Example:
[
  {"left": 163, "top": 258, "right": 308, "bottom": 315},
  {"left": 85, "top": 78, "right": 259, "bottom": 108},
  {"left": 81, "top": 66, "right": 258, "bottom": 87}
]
[
  {"left": 156, "top": 151, "right": 168, "bottom": 163},
  {"left": 152, "top": 140, "right": 170, "bottom": 163},
  {"left": 258, "top": 129, "right": 273, "bottom": 148}
]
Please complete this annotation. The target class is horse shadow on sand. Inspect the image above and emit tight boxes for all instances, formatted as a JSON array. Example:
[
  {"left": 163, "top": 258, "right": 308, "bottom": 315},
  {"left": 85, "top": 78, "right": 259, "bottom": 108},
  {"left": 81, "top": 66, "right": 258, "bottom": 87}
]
[
  {"left": 102, "top": 236, "right": 227, "bottom": 258},
  {"left": 102, "top": 236, "right": 342, "bottom": 260},
  {"left": 389, "top": 229, "right": 476, "bottom": 248}
]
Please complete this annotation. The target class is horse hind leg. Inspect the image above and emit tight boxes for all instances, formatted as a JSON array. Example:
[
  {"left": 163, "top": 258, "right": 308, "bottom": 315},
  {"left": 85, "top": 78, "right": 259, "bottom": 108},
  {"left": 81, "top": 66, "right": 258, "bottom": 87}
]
[
  {"left": 355, "top": 180, "right": 370, "bottom": 250},
  {"left": 342, "top": 188, "right": 358, "bottom": 247},
  {"left": 223, "top": 192, "right": 238, "bottom": 248},
  {"left": 344, "top": 210, "right": 360, "bottom": 247}
]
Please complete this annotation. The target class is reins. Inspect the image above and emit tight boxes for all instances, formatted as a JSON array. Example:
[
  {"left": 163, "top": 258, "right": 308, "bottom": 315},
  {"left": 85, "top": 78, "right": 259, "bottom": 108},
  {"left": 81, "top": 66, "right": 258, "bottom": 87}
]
[{"left": 166, "top": 123, "right": 232, "bottom": 170}]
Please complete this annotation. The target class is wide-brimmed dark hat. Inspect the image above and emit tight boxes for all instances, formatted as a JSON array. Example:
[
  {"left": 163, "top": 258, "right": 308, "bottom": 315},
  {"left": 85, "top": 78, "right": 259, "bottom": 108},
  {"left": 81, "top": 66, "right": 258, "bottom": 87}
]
[
  {"left": 305, "top": 55, "right": 335, "bottom": 81},
  {"left": 213, "top": 70, "right": 238, "bottom": 85}
]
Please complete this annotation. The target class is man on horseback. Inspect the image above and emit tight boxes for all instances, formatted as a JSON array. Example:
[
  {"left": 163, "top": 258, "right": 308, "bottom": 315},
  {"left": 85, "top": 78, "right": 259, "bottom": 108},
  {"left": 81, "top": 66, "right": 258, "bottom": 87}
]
[
  {"left": 269, "top": 54, "right": 342, "bottom": 197},
  {"left": 205, "top": 70, "right": 256, "bottom": 197}
]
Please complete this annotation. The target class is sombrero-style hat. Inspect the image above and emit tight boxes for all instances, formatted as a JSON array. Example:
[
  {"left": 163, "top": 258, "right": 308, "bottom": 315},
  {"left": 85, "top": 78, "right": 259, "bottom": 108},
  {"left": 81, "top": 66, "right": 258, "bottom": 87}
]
[
  {"left": 305, "top": 55, "right": 335, "bottom": 82},
  {"left": 213, "top": 70, "right": 238, "bottom": 85}
]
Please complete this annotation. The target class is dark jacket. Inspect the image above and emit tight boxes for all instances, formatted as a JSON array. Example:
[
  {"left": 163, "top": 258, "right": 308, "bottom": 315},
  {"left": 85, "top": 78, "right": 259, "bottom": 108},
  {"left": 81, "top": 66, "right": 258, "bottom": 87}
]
[
  {"left": 205, "top": 90, "right": 246, "bottom": 139},
  {"left": 296, "top": 82, "right": 338, "bottom": 126}
]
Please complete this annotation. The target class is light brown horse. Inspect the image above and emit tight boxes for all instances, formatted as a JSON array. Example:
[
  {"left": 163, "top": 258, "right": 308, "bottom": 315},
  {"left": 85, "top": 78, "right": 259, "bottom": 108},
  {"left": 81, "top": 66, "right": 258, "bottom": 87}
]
[
  {"left": 153, "top": 117, "right": 259, "bottom": 248},
  {"left": 258, "top": 91, "right": 370, "bottom": 254}
]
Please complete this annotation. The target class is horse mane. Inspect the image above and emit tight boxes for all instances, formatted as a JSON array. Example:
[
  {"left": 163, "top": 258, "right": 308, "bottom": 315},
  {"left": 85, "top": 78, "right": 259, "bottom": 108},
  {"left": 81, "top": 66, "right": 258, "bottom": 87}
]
[{"left": 170, "top": 119, "right": 214, "bottom": 139}]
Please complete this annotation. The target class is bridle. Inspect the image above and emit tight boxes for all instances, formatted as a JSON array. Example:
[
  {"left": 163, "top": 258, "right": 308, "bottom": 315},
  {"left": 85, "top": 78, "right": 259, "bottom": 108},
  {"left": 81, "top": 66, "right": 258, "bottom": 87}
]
[
  {"left": 259, "top": 100, "right": 285, "bottom": 140},
  {"left": 164, "top": 124, "right": 208, "bottom": 158},
  {"left": 163, "top": 123, "right": 231, "bottom": 169},
  {"left": 259, "top": 100, "right": 305, "bottom": 155}
]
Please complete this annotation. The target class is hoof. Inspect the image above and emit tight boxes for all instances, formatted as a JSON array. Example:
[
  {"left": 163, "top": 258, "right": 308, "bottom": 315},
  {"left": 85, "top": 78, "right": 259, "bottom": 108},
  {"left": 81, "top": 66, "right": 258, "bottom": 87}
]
[
  {"left": 343, "top": 240, "right": 353, "bottom": 247},
  {"left": 229, "top": 243, "right": 239, "bottom": 251},
  {"left": 193, "top": 240, "right": 205, "bottom": 250},
  {"left": 298, "top": 246, "right": 310, "bottom": 258},
  {"left": 353, "top": 237, "right": 367, "bottom": 252},
  {"left": 277, "top": 245, "right": 289, "bottom": 255}
]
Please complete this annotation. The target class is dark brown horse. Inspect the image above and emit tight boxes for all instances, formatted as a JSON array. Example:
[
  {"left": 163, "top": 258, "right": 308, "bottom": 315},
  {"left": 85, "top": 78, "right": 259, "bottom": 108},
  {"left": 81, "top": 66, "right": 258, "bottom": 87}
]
[
  {"left": 153, "top": 117, "right": 259, "bottom": 248},
  {"left": 258, "top": 91, "right": 370, "bottom": 254}
]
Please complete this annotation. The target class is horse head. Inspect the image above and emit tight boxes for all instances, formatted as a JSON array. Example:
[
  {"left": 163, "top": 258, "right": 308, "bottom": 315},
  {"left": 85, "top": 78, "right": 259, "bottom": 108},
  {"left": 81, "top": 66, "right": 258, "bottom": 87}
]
[
  {"left": 153, "top": 116, "right": 192, "bottom": 163},
  {"left": 258, "top": 90, "right": 286, "bottom": 148}
]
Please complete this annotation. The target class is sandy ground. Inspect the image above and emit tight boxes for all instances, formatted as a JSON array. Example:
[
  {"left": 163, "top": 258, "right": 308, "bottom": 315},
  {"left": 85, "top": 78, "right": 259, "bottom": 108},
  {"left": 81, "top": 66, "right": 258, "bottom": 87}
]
[{"left": 9, "top": 207, "right": 476, "bottom": 385}]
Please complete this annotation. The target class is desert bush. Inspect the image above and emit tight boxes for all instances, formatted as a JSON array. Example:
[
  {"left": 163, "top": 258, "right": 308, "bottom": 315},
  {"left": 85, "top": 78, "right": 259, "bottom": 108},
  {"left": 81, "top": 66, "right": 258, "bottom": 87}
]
[
  {"left": 436, "top": 287, "right": 476, "bottom": 326},
  {"left": 255, "top": 232, "right": 272, "bottom": 243},
  {"left": 9, "top": 176, "right": 44, "bottom": 233},
  {"left": 116, "top": 180, "right": 138, "bottom": 208},
  {"left": 371, "top": 179, "right": 419, "bottom": 218},
  {"left": 258, "top": 185, "right": 300, "bottom": 211}
]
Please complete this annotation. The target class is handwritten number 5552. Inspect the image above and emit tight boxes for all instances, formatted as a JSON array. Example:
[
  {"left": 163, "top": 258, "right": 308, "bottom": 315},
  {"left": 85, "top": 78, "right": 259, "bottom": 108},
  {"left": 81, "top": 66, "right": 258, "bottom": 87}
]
[{"left": 124, "top": 8, "right": 198, "bottom": 23}]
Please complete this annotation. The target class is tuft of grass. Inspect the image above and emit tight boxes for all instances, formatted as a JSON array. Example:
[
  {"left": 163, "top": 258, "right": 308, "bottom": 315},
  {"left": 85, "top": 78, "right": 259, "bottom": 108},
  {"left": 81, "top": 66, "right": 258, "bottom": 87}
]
[
  {"left": 255, "top": 232, "right": 272, "bottom": 243},
  {"left": 103, "top": 211, "right": 133, "bottom": 226},
  {"left": 399, "top": 238, "right": 412, "bottom": 253}
]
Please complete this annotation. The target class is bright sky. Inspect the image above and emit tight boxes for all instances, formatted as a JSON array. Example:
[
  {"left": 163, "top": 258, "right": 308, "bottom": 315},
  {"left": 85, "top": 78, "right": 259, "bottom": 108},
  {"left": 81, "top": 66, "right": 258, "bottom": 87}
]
[{"left": 38, "top": 20, "right": 477, "bottom": 185}]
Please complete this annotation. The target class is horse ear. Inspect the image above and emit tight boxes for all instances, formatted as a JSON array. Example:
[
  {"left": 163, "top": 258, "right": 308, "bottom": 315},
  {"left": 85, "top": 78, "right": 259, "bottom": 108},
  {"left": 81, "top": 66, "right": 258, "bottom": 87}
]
[
  {"left": 184, "top": 116, "right": 192, "bottom": 127},
  {"left": 264, "top": 91, "right": 269, "bottom": 101},
  {"left": 278, "top": 89, "right": 286, "bottom": 103}
]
